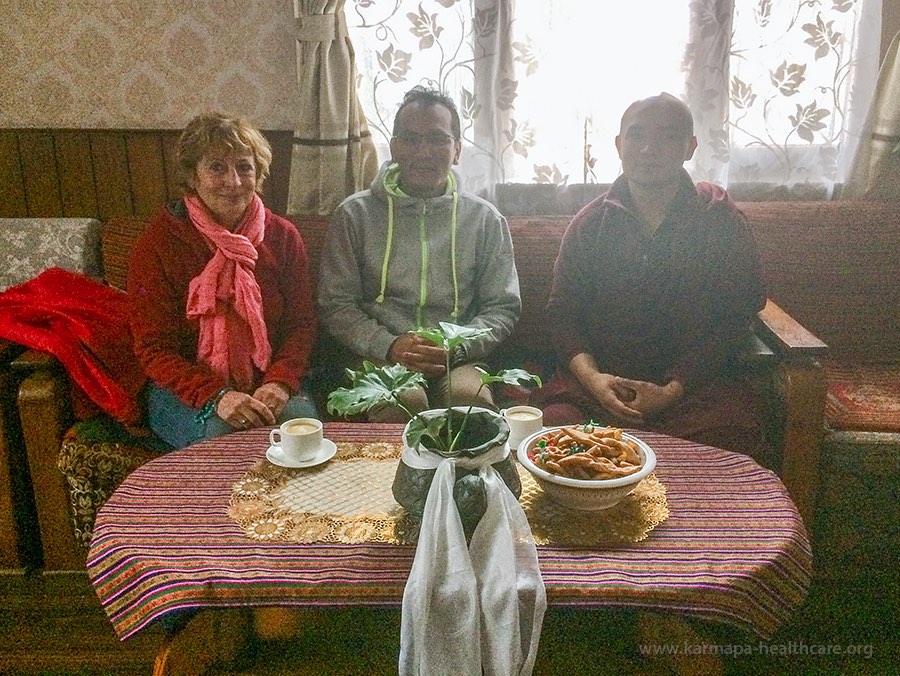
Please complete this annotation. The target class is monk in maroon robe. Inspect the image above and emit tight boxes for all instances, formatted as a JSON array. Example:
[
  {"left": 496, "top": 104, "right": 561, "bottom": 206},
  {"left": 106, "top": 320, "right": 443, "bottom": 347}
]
[{"left": 535, "top": 93, "right": 771, "bottom": 466}]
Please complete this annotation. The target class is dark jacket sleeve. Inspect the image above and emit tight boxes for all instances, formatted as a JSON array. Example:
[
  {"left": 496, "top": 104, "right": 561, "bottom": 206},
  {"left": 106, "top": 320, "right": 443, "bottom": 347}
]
[
  {"left": 546, "top": 207, "right": 601, "bottom": 367},
  {"left": 664, "top": 190, "right": 766, "bottom": 390}
]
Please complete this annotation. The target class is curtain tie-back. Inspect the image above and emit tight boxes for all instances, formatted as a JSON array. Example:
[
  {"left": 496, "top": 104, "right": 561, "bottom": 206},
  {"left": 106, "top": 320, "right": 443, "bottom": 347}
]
[{"left": 295, "top": 13, "right": 347, "bottom": 43}]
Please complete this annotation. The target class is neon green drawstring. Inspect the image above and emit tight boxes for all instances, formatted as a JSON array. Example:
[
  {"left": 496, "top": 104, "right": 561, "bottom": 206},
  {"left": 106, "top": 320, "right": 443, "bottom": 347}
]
[
  {"left": 375, "top": 196, "right": 394, "bottom": 305},
  {"left": 449, "top": 188, "right": 459, "bottom": 320},
  {"left": 417, "top": 203, "right": 428, "bottom": 327},
  {"left": 375, "top": 169, "right": 459, "bottom": 326}
]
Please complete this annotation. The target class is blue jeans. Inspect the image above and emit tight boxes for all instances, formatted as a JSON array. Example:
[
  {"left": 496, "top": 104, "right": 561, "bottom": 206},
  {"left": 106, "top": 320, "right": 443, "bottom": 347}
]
[{"left": 146, "top": 383, "right": 318, "bottom": 449}]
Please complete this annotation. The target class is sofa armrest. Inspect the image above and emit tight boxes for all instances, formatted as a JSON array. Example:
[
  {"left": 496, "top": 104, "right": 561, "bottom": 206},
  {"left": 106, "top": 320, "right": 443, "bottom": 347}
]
[
  {"left": 750, "top": 300, "right": 828, "bottom": 528},
  {"left": 11, "top": 349, "right": 84, "bottom": 570},
  {"left": 754, "top": 300, "right": 828, "bottom": 357},
  {"left": 1, "top": 339, "right": 37, "bottom": 569}
]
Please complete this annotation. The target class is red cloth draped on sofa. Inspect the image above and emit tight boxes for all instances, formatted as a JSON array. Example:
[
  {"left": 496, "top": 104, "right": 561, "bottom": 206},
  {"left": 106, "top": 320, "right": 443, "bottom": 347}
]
[{"left": 0, "top": 267, "right": 145, "bottom": 424}]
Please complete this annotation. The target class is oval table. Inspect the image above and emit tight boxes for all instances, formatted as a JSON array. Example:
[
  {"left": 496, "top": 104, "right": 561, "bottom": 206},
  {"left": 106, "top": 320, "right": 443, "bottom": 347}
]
[{"left": 87, "top": 423, "right": 812, "bottom": 674}]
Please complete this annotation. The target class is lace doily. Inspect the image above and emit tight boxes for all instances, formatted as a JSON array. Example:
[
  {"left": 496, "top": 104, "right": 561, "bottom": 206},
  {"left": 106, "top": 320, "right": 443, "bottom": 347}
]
[{"left": 228, "top": 441, "right": 668, "bottom": 546}]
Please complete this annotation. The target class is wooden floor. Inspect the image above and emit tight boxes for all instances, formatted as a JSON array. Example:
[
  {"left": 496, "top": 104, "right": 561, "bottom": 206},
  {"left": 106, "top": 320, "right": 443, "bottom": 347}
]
[
  {"left": 0, "top": 570, "right": 164, "bottom": 675},
  {"left": 0, "top": 566, "right": 895, "bottom": 676}
]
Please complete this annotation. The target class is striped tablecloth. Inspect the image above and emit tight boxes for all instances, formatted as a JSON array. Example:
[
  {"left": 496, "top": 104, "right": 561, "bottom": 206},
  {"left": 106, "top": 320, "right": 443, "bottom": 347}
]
[{"left": 87, "top": 424, "right": 811, "bottom": 641}]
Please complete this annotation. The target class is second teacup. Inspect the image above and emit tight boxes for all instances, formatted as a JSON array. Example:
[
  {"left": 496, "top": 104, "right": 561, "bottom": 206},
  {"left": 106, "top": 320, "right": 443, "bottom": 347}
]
[
  {"left": 502, "top": 405, "right": 543, "bottom": 449},
  {"left": 269, "top": 417, "right": 323, "bottom": 463}
]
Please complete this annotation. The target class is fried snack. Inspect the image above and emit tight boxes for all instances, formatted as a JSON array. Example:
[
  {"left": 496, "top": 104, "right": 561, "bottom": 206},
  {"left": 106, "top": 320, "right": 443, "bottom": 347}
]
[{"left": 528, "top": 425, "right": 644, "bottom": 480}]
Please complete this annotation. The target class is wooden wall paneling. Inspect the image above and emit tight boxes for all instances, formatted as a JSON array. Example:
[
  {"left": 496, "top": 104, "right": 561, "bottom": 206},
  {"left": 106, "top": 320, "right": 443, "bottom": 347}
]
[
  {"left": 55, "top": 131, "right": 99, "bottom": 217},
  {"left": 161, "top": 131, "right": 183, "bottom": 204},
  {"left": 125, "top": 132, "right": 168, "bottom": 218},
  {"left": 18, "top": 131, "right": 62, "bottom": 217},
  {"left": 89, "top": 132, "right": 133, "bottom": 219},
  {"left": 0, "top": 131, "right": 28, "bottom": 218}
]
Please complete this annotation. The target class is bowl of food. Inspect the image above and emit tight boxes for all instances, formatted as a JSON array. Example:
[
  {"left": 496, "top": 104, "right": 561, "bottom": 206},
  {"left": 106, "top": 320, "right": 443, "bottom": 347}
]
[{"left": 516, "top": 424, "right": 656, "bottom": 511}]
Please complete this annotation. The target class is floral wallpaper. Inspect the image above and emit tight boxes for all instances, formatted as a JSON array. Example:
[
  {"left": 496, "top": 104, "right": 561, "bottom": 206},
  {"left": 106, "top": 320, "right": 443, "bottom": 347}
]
[{"left": 1, "top": 1, "right": 297, "bottom": 129}]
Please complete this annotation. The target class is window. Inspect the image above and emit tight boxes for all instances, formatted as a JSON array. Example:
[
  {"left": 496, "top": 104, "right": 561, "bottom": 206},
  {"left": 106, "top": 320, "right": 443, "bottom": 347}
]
[{"left": 347, "top": 0, "right": 880, "bottom": 200}]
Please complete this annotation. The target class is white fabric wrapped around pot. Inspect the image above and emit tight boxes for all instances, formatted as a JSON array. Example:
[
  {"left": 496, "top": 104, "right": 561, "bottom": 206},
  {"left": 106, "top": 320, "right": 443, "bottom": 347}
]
[{"left": 398, "top": 432, "right": 546, "bottom": 676}]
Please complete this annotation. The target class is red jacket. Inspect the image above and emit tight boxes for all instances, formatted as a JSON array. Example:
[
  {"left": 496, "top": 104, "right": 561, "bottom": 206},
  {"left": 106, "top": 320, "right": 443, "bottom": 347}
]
[{"left": 128, "top": 201, "right": 317, "bottom": 409}]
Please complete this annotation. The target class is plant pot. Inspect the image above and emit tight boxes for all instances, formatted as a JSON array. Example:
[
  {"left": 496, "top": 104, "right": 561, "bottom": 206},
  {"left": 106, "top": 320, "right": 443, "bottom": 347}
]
[{"left": 392, "top": 407, "right": 521, "bottom": 537}]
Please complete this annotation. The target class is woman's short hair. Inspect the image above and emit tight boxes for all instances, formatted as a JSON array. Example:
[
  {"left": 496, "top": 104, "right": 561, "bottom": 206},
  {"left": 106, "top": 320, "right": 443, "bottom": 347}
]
[{"left": 176, "top": 112, "right": 272, "bottom": 194}]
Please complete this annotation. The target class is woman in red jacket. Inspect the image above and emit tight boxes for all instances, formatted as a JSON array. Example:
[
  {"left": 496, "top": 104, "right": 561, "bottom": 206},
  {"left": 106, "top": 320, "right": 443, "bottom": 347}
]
[{"left": 128, "top": 112, "right": 318, "bottom": 448}]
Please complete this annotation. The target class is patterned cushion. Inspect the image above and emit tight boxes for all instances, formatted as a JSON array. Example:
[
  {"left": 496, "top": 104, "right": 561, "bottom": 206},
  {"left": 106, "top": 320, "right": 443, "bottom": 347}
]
[
  {"left": 57, "top": 417, "right": 169, "bottom": 548},
  {"left": 824, "top": 362, "right": 900, "bottom": 432},
  {"left": 0, "top": 218, "right": 102, "bottom": 290}
]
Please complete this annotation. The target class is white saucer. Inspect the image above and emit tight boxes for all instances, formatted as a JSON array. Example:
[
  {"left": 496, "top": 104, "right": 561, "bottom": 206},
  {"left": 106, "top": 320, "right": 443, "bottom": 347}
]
[{"left": 266, "top": 438, "right": 337, "bottom": 469}]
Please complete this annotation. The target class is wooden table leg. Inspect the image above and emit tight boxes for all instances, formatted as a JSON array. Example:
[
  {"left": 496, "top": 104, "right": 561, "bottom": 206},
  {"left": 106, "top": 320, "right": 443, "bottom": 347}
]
[
  {"left": 152, "top": 633, "right": 174, "bottom": 676},
  {"left": 636, "top": 612, "right": 724, "bottom": 676},
  {"left": 151, "top": 609, "right": 252, "bottom": 676}
]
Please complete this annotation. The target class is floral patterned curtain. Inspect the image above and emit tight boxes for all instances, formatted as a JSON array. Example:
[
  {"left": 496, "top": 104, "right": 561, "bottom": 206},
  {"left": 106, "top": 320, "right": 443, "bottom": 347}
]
[
  {"left": 346, "top": 0, "right": 881, "bottom": 206},
  {"left": 288, "top": 0, "right": 378, "bottom": 216}
]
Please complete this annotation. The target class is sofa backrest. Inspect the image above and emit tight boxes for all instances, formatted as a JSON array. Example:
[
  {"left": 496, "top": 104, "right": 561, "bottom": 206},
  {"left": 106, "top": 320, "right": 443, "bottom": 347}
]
[
  {"left": 739, "top": 200, "right": 900, "bottom": 362},
  {"left": 0, "top": 218, "right": 102, "bottom": 291},
  {"left": 101, "top": 199, "right": 900, "bottom": 364}
]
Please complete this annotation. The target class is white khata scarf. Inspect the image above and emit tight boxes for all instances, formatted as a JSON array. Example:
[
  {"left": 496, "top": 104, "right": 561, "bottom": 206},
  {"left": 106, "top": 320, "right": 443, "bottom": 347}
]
[{"left": 398, "top": 443, "right": 546, "bottom": 676}]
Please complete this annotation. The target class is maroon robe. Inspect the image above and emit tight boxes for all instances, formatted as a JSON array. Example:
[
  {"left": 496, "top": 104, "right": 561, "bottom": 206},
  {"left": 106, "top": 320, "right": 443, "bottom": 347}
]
[{"left": 535, "top": 171, "right": 772, "bottom": 464}]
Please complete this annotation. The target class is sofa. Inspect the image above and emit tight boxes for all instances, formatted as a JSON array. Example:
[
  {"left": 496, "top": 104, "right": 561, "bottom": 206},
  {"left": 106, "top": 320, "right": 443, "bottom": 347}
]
[
  {"left": 742, "top": 201, "right": 900, "bottom": 577},
  {"left": 0, "top": 217, "right": 103, "bottom": 570},
  {"left": 3, "top": 204, "right": 856, "bottom": 573}
]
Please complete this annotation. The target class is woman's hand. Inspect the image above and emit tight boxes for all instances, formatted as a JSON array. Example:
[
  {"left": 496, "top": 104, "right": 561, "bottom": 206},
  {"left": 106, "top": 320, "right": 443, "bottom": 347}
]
[
  {"left": 216, "top": 389, "right": 277, "bottom": 429},
  {"left": 252, "top": 382, "right": 292, "bottom": 419}
]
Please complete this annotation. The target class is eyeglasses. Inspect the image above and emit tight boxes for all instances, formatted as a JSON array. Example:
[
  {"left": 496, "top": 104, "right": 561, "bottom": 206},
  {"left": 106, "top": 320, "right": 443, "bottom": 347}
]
[{"left": 393, "top": 132, "right": 457, "bottom": 148}]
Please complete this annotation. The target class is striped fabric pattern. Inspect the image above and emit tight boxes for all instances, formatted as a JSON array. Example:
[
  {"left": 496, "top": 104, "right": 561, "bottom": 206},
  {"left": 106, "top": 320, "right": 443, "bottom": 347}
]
[{"left": 87, "top": 424, "right": 811, "bottom": 641}]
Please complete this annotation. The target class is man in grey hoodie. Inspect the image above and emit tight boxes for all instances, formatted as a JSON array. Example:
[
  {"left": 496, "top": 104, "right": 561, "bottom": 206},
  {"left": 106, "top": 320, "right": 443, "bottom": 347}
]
[{"left": 317, "top": 86, "right": 521, "bottom": 420}]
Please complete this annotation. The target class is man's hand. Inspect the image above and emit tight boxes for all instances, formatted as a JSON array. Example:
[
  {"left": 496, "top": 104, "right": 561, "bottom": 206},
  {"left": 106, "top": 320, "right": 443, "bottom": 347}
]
[
  {"left": 569, "top": 353, "right": 643, "bottom": 422},
  {"left": 387, "top": 333, "right": 447, "bottom": 376},
  {"left": 216, "top": 389, "right": 278, "bottom": 429},
  {"left": 614, "top": 377, "right": 684, "bottom": 418}
]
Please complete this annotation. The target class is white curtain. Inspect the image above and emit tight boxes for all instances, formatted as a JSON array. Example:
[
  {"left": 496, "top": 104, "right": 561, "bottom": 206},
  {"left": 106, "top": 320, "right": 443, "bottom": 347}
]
[
  {"left": 346, "top": 0, "right": 882, "bottom": 207},
  {"left": 843, "top": 28, "right": 900, "bottom": 199},
  {"left": 287, "top": 0, "right": 378, "bottom": 216}
]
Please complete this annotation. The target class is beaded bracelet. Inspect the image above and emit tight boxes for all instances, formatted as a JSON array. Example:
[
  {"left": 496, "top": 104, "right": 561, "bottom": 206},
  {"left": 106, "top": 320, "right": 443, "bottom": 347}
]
[{"left": 195, "top": 386, "right": 233, "bottom": 426}]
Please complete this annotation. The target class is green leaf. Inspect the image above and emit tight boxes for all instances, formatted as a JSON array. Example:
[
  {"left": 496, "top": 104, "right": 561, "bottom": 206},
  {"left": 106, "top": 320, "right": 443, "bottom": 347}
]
[
  {"left": 405, "top": 414, "right": 450, "bottom": 452},
  {"left": 478, "top": 368, "right": 542, "bottom": 389},
  {"left": 326, "top": 361, "right": 425, "bottom": 417},
  {"left": 412, "top": 322, "right": 492, "bottom": 352},
  {"left": 412, "top": 326, "right": 448, "bottom": 349}
]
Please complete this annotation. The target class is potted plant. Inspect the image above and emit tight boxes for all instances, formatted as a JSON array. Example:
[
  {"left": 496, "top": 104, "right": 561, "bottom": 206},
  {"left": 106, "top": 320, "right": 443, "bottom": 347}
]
[{"left": 327, "top": 323, "right": 541, "bottom": 534}]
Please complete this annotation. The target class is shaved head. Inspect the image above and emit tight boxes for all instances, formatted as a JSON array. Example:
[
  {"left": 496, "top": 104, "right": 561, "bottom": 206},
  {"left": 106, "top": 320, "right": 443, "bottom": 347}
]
[{"left": 620, "top": 93, "right": 694, "bottom": 138}]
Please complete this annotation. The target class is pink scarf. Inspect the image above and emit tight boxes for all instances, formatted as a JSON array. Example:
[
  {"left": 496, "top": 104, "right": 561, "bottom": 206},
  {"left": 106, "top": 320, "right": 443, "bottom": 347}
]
[{"left": 185, "top": 193, "right": 271, "bottom": 391}]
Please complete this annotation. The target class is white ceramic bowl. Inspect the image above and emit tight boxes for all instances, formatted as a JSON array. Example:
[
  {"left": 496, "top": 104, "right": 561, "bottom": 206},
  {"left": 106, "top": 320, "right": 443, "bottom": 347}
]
[{"left": 516, "top": 427, "right": 657, "bottom": 511}]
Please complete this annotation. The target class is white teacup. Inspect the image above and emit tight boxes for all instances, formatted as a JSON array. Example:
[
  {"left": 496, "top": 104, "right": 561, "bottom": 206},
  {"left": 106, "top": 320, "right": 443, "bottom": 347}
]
[
  {"left": 269, "top": 418, "right": 323, "bottom": 463},
  {"left": 502, "top": 405, "right": 543, "bottom": 449}
]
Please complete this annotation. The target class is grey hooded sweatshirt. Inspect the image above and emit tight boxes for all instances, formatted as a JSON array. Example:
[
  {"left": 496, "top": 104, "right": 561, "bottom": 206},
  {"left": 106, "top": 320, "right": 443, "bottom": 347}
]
[{"left": 317, "top": 161, "right": 521, "bottom": 362}]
